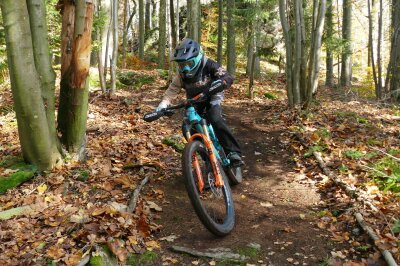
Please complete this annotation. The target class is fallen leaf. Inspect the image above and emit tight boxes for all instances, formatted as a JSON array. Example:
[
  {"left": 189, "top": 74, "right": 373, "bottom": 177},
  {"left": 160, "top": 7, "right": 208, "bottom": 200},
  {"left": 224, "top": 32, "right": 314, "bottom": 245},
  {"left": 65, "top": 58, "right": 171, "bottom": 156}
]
[
  {"left": 260, "top": 202, "right": 273, "bottom": 208},
  {"left": 37, "top": 184, "right": 48, "bottom": 194},
  {"left": 160, "top": 234, "right": 178, "bottom": 242},
  {"left": 108, "top": 239, "right": 128, "bottom": 262},
  {"left": 145, "top": 240, "right": 160, "bottom": 251},
  {"left": 147, "top": 201, "right": 163, "bottom": 212}
]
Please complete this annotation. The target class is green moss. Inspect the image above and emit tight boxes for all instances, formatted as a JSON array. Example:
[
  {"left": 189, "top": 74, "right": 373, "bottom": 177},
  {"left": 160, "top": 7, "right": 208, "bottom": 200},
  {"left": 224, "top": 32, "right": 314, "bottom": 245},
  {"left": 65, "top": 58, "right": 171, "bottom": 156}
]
[
  {"left": 117, "top": 71, "right": 156, "bottom": 89},
  {"left": 162, "top": 136, "right": 185, "bottom": 153},
  {"left": 236, "top": 246, "right": 259, "bottom": 259},
  {"left": 90, "top": 256, "right": 103, "bottom": 266},
  {"left": 0, "top": 170, "right": 35, "bottom": 194},
  {"left": 264, "top": 92, "right": 277, "bottom": 100},
  {"left": 344, "top": 149, "right": 364, "bottom": 160},
  {"left": 0, "top": 157, "right": 37, "bottom": 194},
  {"left": 127, "top": 251, "right": 158, "bottom": 265}
]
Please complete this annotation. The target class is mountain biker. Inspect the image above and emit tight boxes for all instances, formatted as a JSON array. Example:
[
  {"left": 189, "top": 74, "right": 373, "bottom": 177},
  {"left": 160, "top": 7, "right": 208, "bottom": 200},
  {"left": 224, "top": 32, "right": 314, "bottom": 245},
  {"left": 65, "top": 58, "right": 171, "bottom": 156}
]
[{"left": 156, "top": 38, "right": 244, "bottom": 166}]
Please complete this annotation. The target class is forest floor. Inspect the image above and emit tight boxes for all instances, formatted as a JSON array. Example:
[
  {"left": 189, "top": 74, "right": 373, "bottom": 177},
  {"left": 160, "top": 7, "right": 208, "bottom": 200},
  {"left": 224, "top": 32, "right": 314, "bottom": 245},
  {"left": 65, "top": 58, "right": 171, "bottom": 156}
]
[{"left": 0, "top": 68, "right": 399, "bottom": 265}]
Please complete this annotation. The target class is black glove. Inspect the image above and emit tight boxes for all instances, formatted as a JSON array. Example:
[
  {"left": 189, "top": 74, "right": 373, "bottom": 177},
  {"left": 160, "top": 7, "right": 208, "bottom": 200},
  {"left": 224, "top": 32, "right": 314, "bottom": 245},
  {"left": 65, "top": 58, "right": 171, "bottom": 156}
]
[{"left": 203, "top": 79, "right": 224, "bottom": 98}]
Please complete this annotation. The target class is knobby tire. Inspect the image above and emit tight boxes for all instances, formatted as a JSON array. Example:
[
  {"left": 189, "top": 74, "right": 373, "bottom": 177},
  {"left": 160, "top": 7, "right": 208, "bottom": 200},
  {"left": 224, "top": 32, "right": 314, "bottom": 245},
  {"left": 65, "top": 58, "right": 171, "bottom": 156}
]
[{"left": 182, "top": 140, "right": 235, "bottom": 236}]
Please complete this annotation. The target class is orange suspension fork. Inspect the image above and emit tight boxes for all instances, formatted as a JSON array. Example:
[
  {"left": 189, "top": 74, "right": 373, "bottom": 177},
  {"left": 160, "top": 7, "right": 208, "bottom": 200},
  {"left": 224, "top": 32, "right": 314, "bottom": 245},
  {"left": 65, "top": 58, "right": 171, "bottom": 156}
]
[
  {"left": 192, "top": 154, "right": 205, "bottom": 192},
  {"left": 189, "top": 133, "right": 224, "bottom": 188}
]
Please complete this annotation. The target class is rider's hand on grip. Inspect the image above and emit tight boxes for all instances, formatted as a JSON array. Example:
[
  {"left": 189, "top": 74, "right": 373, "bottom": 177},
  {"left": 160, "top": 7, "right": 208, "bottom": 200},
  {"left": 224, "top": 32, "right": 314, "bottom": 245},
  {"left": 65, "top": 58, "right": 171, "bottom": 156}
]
[{"left": 143, "top": 111, "right": 163, "bottom": 122}]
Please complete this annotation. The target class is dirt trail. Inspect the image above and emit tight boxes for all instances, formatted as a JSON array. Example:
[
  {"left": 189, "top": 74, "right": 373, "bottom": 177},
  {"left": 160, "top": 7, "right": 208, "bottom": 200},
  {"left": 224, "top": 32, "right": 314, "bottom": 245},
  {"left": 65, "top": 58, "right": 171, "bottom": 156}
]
[{"left": 147, "top": 98, "right": 338, "bottom": 265}]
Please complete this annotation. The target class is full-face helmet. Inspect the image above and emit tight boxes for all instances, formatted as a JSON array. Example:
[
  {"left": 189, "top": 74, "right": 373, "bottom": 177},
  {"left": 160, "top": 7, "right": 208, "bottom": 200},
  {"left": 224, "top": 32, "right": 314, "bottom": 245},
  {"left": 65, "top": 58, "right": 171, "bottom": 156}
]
[{"left": 172, "top": 38, "right": 203, "bottom": 79}]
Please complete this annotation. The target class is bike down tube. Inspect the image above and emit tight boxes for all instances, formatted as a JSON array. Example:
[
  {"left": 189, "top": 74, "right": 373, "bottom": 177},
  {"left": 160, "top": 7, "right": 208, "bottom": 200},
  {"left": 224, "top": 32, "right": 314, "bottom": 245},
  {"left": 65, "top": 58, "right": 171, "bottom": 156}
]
[{"left": 188, "top": 133, "right": 224, "bottom": 187}]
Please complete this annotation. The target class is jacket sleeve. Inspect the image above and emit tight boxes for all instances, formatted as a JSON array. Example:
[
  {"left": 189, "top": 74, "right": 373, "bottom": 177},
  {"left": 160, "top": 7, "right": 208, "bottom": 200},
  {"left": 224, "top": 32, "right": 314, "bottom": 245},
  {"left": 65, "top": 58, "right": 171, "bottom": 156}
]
[
  {"left": 209, "top": 60, "right": 234, "bottom": 89},
  {"left": 161, "top": 74, "right": 183, "bottom": 105}
]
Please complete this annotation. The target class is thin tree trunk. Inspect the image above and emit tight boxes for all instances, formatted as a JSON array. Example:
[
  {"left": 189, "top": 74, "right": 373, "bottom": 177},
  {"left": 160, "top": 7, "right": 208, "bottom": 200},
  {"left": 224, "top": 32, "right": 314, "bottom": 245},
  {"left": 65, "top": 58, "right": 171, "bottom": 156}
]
[
  {"left": 122, "top": 0, "right": 129, "bottom": 67},
  {"left": 109, "top": 0, "right": 118, "bottom": 96},
  {"left": 159, "top": 0, "right": 166, "bottom": 68},
  {"left": 217, "top": 0, "right": 223, "bottom": 65},
  {"left": 176, "top": 0, "right": 180, "bottom": 41},
  {"left": 340, "top": 0, "right": 352, "bottom": 87},
  {"left": 306, "top": 0, "right": 327, "bottom": 106},
  {"left": 139, "top": 0, "right": 145, "bottom": 59},
  {"left": 170, "top": 0, "right": 177, "bottom": 49},
  {"left": 279, "top": 0, "right": 294, "bottom": 106},
  {"left": 376, "top": 0, "right": 383, "bottom": 99},
  {"left": 246, "top": 26, "right": 254, "bottom": 76},
  {"left": 96, "top": 0, "right": 107, "bottom": 93},
  {"left": 145, "top": 0, "right": 151, "bottom": 34},
  {"left": 226, "top": 0, "right": 235, "bottom": 76},
  {"left": 325, "top": 0, "right": 333, "bottom": 87},
  {"left": 58, "top": 0, "right": 94, "bottom": 154},
  {"left": 187, "top": 0, "right": 200, "bottom": 42},
  {"left": 368, "top": 0, "right": 379, "bottom": 92},
  {"left": 101, "top": 0, "right": 112, "bottom": 85},
  {"left": 293, "top": 0, "right": 302, "bottom": 104},
  {"left": 389, "top": 0, "right": 400, "bottom": 100},
  {"left": 1, "top": 0, "right": 62, "bottom": 170}
]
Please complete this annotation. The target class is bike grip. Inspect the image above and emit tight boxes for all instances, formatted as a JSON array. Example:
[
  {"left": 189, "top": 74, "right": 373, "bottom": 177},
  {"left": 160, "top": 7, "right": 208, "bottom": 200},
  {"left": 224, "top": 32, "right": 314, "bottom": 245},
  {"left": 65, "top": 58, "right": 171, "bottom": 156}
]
[{"left": 143, "top": 111, "right": 162, "bottom": 122}]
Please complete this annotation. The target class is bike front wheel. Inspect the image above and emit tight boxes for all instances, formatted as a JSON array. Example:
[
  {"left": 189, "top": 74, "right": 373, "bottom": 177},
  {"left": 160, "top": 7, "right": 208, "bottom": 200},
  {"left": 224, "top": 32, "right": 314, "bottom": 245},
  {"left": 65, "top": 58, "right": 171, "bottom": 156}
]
[{"left": 182, "top": 140, "right": 235, "bottom": 236}]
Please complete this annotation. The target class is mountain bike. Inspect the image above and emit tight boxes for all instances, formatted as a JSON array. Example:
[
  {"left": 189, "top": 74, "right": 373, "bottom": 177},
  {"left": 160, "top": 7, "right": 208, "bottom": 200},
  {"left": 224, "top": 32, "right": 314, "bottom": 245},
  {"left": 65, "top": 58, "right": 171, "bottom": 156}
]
[{"left": 143, "top": 93, "right": 242, "bottom": 236}]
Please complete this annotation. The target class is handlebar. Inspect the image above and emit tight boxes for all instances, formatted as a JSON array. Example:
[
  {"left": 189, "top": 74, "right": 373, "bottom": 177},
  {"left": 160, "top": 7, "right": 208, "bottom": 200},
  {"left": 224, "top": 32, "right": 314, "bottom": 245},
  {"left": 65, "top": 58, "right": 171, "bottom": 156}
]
[{"left": 143, "top": 93, "right": 205, "bottom": 122}]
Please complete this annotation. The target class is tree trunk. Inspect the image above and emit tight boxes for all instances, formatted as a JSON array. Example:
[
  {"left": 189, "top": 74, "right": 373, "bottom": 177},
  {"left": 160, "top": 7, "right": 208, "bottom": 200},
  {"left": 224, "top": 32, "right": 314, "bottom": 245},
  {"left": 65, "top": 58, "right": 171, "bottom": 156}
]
[
  {"left": 109, "top": 0, "right": 118, "bottom": 96},
  {"left": 279, "top": 0, "right": 294, "bottom": 106},
  {"left": 226, "top": 0, "right": 235, "bottom": 76},
  {"left": 97, "top": 0, "right": 107, "bottom": 93},
  {"left": 389, "top": 0, "right": 400, "bottom": 100},
  {"left": 325, "top": 0, "right": 333, "bottom": 87},
  {"left": 176, "top": 0, "right": 180, "bottom": 41},
  {"left": 246, "top": 26, "right": 254, "bottom": 76},
  {"left": 187, "top": 0, "right": 200, "bottom": 42},
  {"left": 376, "top": 0, "right": 383, "bottom": 99},
  {"left": 139, "top": 0, "right": 145, "bottom": 59},
  {"left": 101, "top": 0, "right": 112, "bottom": 84},
  {"left": 145, "top": 0, "right": 151, "bottom": 34},
  {"left": 293, "top": 0, "right": 302, "bottom": 104},
  {"left": 340, "top": 0, "right": 352, "bottom": 87},
  {"left": 0, "top": 0, "right": 62, "bottom": 170},
  {"left": 122, "top": 0, "right": 129, "bottom": 67},
  {"left": 217, "top": 0, "right": 223, "bottom": 65},
  {"left": 170, "top": 0, "right": 177, "bottom": 49},
  {"left": 306, "top": 0, "right": 326, "bottom": 106},
  {"left": 158, "top": 0, "right": 166, "bottom": 68},
  {"left": 368, "top": 0, "right": 379, "bottom": 93},
  {"left": 58, "top": 0, "right": 94, "bottom": 154}
]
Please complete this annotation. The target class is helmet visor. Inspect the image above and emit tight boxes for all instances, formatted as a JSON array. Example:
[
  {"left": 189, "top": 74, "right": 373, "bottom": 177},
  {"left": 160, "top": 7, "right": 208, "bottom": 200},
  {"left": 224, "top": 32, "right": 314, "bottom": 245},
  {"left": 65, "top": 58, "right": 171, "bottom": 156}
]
[{"left": 177, "top": 59, "right": 196, "bottom": 72}]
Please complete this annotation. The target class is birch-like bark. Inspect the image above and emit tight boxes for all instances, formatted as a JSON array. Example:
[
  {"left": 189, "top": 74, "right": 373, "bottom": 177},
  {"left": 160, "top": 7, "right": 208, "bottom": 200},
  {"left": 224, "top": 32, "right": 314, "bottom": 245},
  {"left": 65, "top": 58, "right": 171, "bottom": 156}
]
[{"left": 109, "top": 0, "right": 118, "bottom": 96}]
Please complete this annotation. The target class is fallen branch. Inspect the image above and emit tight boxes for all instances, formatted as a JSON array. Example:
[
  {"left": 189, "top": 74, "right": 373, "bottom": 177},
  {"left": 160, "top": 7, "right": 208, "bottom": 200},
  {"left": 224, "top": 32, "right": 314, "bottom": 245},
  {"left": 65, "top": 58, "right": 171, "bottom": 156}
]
[
  {"left": 355, "top": 213, "right": 398, "bottom": 266},
  {"left": 295, "top": 133, "right": 379, "bottom": 212},
  {"left": 127, "top": 176, "right": 150, "bottom": 213},
  {"left": 294, "top": 133, "right": 397, "bottom": 265},
  {"left": 170, "top": 246, "right": 246, "bottom": 261},
  {"left": 76, "top": 254, "right": 91, "bottom": 266},
  {"left": 369, "top": 146, "right": 400, "bottom": 162}
]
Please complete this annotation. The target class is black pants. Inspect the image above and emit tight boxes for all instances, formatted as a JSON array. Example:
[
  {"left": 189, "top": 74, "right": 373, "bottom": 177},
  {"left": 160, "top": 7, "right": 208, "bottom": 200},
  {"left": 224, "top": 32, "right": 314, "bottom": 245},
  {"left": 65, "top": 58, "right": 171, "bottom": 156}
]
[{"left": 190, "top": 102, "right": 241, "bottom": 155}]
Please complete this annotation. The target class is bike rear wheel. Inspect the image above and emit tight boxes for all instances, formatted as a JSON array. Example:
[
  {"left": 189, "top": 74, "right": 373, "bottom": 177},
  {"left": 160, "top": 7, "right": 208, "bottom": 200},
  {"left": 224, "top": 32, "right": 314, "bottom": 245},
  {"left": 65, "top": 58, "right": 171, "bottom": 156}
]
[{"left": 182, "top": 140, "right": 235, "bottom": 236}]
